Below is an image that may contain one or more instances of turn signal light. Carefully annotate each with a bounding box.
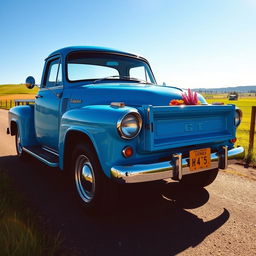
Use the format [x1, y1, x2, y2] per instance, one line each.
[230, 138, 237, 143]
[122, 146, 133, 158]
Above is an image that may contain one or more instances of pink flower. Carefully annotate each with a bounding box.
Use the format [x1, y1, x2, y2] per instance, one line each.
[181, 89, 199, 105]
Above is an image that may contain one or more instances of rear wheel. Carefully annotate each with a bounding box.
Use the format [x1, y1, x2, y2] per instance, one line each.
[71, 143, 117, 214]
[180, 168, 219, 188]
[15, 127, 25, 158]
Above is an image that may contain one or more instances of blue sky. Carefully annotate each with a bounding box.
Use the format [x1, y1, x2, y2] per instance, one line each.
[0, 0, 255, 88]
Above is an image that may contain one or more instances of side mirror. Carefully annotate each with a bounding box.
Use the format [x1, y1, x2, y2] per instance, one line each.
[25, 76, 35, 89]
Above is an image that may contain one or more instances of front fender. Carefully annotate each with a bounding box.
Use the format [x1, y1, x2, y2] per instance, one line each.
[8, 105, 37, 146]
[59, 105, 141, 176]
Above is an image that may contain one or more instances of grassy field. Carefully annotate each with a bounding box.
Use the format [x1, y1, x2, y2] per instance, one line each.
[204, 95, 256, 163]
[0, 84, 38, 96]
[0, 84, 38, 109]
[0, 170, 62, 255]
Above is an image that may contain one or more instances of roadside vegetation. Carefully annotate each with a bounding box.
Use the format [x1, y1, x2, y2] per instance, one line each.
[0, 170, 62, 256]
[205, 95, 256, 164]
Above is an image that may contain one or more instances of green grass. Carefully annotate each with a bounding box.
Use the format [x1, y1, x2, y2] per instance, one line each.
[0, 84, 38, 95]
[205, 96, 256, 163]
[0, 170, 62, 256]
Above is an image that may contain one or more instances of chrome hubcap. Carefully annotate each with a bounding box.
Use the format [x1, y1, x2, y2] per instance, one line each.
[75, 155, 95, 203]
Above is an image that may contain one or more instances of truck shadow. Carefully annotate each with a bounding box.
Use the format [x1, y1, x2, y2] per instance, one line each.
[0, 155, 230, 256]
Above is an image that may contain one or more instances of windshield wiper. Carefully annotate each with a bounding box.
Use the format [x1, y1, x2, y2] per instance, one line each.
[119, 76, 153, 84]
[92, 75, 153, 85]
[130, 77, 153, 84]
[92, 75, 121, 84]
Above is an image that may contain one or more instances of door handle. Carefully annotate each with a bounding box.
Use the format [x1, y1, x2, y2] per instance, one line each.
[35, 95, 43, 99]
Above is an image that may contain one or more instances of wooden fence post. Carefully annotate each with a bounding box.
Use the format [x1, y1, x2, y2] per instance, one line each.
[248, 106, 256, 157]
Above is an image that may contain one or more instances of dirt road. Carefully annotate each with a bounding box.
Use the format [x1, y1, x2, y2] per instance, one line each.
[0, 109, 255, 255]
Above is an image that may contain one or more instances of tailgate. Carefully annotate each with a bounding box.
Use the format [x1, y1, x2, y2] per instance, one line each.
[142, 105, 236, 152]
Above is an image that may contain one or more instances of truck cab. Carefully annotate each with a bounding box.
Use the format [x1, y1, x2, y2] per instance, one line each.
[8, 46, 245, 213]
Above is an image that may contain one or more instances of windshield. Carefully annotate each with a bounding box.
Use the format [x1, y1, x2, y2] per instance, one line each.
[66, 51, 156, 84]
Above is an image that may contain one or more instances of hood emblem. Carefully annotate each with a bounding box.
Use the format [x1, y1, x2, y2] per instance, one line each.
[111, 102, 125, 108]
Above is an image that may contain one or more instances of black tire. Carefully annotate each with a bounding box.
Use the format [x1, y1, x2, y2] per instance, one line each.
[15, 126, 25, 159]
[70, 142, 117, 214]
[180, 168, 219, 188]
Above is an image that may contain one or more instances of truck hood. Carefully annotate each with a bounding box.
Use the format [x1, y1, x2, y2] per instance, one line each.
[70, 83, 206, 107]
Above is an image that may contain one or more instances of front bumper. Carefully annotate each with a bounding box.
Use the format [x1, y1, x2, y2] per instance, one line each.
[110, 146, 245, 183]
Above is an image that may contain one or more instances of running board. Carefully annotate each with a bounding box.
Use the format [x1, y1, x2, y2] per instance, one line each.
[23, 146, 59, 167]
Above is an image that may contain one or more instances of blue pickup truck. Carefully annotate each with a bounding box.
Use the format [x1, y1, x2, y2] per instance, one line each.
[8, 46, 244, 212]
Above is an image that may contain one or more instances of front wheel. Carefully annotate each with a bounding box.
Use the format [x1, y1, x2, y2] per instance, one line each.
[71, 143, 117, 213]
[74, 154, 96, 204]
[180, 169, 219, 188]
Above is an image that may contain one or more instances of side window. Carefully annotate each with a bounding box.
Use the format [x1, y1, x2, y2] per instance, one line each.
[129, 66, 149, 82]
[45, 58, 62, 88]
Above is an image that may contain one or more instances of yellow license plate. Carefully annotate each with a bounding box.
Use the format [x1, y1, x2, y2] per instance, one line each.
[189, 148, 211, 171]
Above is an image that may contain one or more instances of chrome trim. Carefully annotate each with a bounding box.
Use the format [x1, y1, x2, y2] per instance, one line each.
[110, 146, 245, 183]
[235, 108, 242, 127]
[75, 155, 95, 203]
[111, 102, 125, 108]
[117, 110, 142, 140]
[172, 153, 182, 180]
[40, 85, 64, 90]
[147, 105, 152, 120]
[42, 146, 59, 156]
[223, 146, 228, 169]
[23, 147, 58, 167]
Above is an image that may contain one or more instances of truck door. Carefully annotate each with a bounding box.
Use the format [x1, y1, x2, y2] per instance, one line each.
[34, 56, 63, 150]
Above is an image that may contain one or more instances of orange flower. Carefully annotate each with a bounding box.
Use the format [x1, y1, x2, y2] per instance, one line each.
[169, 99, 184, 106]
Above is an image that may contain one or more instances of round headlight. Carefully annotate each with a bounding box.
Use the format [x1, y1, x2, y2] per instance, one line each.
[235, 109, 242, 127]
[117, 112, 142, 139]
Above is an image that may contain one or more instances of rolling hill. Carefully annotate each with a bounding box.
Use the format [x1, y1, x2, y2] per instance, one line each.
[0, 84, 38, 95]
[194, 85, 256, 93]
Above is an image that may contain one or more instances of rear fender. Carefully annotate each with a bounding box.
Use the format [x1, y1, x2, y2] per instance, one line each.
[8, 105, 38, 146]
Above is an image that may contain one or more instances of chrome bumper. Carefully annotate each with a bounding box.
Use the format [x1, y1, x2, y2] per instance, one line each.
[110, 146, 245, 183]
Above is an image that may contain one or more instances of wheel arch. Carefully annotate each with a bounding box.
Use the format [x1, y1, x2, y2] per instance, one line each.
[63, 129, 100, 172]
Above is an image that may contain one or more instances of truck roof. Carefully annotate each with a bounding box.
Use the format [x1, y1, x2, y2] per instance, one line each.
[47, 46, 143, 60]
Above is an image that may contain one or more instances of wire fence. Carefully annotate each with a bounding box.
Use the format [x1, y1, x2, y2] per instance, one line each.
[0, 99, 35, 109]
[0, 99, 255, 163]
[233, 105, 256, 163]
[0, 99, 16, 109]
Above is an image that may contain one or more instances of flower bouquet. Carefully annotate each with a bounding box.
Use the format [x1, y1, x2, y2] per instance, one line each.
[169, 89, 200, 106]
